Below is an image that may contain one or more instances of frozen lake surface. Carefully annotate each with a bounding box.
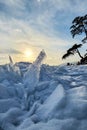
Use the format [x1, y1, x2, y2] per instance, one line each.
[0, 53, 87, 130]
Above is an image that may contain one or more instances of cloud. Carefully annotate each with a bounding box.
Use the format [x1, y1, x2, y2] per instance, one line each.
[0, 16, 82, 65]
[0, 0, 87, 65]
[0, 48, 22, 54]
[0, 0, 86, 38]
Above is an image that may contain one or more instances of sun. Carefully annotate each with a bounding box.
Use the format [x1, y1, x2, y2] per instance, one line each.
[24, 49, 33, 58]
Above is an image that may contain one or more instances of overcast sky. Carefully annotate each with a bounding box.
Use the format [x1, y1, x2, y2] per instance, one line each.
[0, 0, 87, 65]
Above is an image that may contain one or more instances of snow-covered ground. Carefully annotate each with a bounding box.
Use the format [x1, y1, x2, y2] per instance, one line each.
[0, 52, 87, 130]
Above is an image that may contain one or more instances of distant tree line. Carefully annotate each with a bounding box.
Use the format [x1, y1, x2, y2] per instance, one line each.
[62, 14, 87, 65]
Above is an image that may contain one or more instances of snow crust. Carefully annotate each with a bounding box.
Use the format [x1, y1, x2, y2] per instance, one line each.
[0, 53, 87, 130]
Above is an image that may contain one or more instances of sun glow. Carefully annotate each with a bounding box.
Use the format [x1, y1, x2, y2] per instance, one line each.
[24, 49, 33, 58]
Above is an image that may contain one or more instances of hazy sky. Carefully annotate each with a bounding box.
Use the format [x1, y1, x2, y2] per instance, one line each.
[0, 0, 87, 65]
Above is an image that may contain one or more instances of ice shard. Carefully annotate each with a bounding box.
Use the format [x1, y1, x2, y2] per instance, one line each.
[7, 56, 21, 75]
[23, 50, 46, 93]
[9, 55, 13, 65]
[36, 84, 65, 121]
[33, 49, 46, 67]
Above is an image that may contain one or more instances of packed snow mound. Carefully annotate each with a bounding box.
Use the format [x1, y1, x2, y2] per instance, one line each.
[0, 59, 87, 130]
